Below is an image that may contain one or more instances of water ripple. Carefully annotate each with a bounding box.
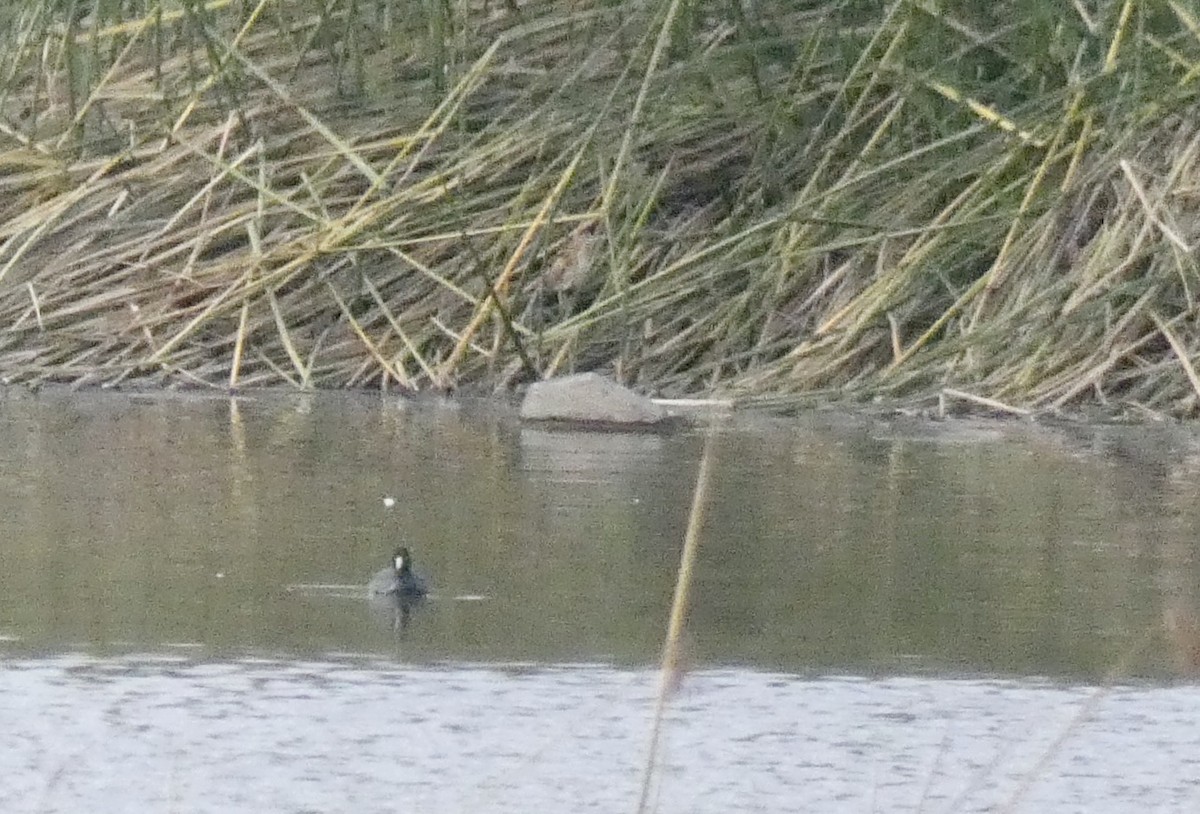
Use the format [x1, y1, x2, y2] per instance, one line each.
[2, 655, 1199, 813]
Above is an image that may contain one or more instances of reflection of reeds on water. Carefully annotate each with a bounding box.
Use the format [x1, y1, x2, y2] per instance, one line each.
[1163, 603, 1200, 673]
[636, 423, 718, 814]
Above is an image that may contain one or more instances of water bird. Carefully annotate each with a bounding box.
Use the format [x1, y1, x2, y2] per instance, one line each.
[367, 546, 429, 600]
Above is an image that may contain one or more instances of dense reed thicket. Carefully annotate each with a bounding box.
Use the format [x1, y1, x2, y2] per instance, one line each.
[0, 0, 1197, 414]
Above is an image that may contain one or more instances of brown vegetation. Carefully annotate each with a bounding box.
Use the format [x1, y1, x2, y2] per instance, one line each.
[0, 1, 1198, 415]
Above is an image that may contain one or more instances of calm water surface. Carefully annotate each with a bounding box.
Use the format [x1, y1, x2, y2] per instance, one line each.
[1, 391, 1200, 813]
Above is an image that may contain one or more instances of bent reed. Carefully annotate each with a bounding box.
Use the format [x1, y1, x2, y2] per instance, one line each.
[0, 0, 1198, 415]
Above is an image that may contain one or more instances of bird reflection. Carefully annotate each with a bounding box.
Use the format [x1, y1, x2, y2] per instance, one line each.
[369, 592, 425, 636]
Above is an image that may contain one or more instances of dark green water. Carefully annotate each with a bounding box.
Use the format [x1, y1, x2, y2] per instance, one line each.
[0, 390, 1193, 678]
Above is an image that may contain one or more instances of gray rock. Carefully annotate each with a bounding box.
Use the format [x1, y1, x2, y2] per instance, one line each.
[520, 373, 667, 425]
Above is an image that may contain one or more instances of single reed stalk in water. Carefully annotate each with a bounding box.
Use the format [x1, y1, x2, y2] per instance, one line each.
[636, 425, 719, 814]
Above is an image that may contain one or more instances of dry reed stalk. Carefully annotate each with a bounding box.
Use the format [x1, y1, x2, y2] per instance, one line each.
[636, 422, 719, 814]
[939, 388, 1030, 418]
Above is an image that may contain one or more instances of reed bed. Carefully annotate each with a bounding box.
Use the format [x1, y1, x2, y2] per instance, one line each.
[0, 0, 1198, 414]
